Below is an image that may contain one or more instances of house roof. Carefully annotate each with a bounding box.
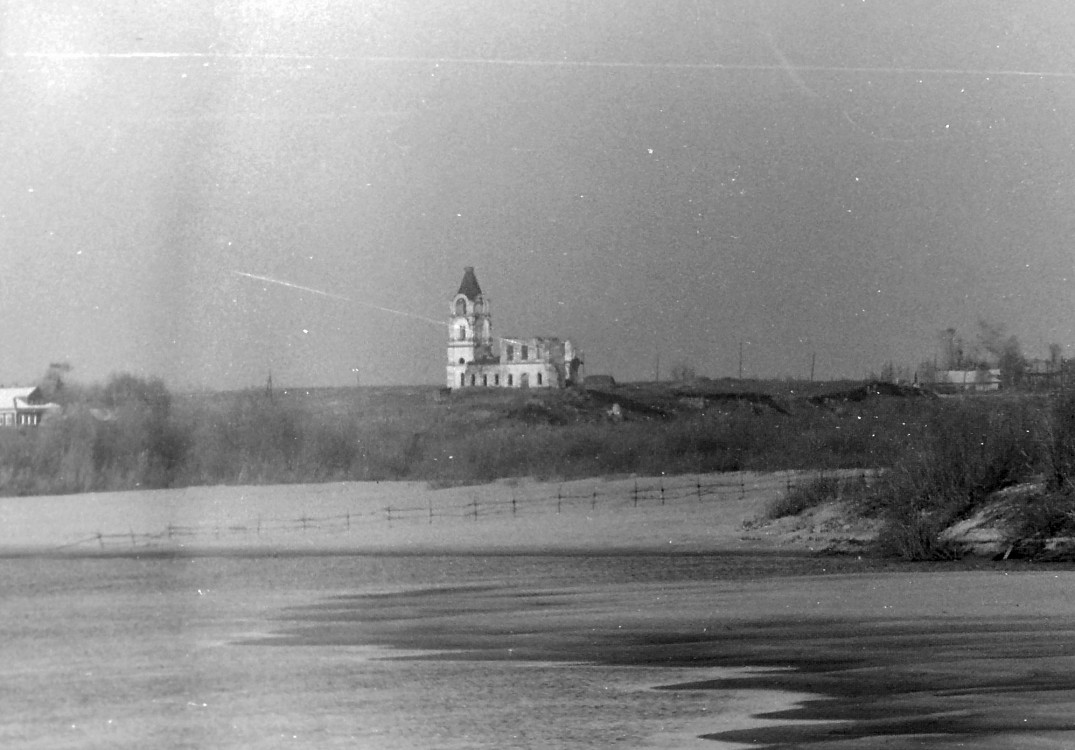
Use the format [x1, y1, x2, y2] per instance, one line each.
[0, 387, 40, 409]
[456, 266, 482, 299]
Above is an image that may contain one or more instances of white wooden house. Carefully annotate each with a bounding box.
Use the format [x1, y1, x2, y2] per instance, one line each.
[935, 369, 1002, 393]
[0, 387, 59, 427]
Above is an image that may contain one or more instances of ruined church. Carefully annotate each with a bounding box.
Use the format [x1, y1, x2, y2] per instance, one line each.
[447, 267, 583, 390]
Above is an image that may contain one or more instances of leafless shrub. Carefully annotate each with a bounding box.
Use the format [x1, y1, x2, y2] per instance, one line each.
[764, 474, 841, 520]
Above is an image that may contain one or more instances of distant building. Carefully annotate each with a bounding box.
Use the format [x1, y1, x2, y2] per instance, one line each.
[0, 386, 59, 426]
[446, 267, 583, 390]
[935, 369, 1002, 393]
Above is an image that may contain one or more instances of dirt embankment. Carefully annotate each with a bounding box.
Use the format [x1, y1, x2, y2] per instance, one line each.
[743, 478, 1075, 561]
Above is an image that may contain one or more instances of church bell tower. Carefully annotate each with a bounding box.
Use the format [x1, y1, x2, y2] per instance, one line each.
[447, 266, 493, 387]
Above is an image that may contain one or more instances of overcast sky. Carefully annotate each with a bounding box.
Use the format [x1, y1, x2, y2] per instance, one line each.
[3, 1, 1074, 389]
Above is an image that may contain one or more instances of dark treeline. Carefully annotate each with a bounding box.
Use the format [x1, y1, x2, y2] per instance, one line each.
[1, 372, 903, 494]
[0, 372, 893, 495]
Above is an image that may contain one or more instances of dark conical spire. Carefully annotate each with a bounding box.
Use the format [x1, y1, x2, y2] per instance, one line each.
[457, 266, 482, 299]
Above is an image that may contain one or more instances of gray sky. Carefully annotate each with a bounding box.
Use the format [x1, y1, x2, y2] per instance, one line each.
[3, 1, 1074, 389]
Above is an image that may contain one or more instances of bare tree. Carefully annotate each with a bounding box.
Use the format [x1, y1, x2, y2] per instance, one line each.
[39, 362, 73, 402]
[939, 327, 966, 369]
[1050, 342, 1063, 368]
[918, 360, 938, 384]
[977, 319, 1025, 388]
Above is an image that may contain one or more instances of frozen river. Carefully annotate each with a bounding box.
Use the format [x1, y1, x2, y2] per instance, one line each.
[3, 552, 1075, 749]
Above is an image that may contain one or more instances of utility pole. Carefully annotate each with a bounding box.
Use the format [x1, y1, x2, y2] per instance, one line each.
[655, 351, 660, 383]
[810, 352, 816, 382]
[738, 341, 743, 380]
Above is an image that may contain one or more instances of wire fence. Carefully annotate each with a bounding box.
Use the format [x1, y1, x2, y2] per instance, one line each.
[56, 469, 879, 551]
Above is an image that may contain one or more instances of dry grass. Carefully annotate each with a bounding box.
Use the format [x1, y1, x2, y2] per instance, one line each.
[853, 396, 1065, 559]
[0, 377, 908, 495]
